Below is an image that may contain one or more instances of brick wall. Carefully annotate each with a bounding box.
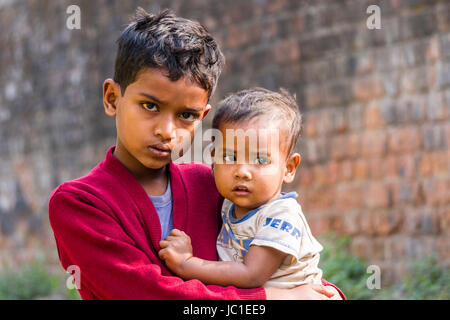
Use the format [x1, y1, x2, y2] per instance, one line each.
[0, 0, 448, 285]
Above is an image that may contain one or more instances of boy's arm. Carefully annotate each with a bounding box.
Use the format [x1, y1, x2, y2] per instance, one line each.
[159, 229, 288, 288]
[49, 189, 265, 300]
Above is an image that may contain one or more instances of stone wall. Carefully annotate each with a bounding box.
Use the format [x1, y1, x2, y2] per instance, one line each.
[0, 0, 448, 285]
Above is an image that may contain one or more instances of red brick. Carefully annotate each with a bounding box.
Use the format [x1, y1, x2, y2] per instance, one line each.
[441, 209, 450, 232]
[423, 178, 450, 207]
[427, 151, 449, 174]
[298, 167, 313, 188]
[353, 75, 385, 102]
[372, 237, 387, 260]
[302, 186, 336, 212]
[304, 85, 324, 109]
[364, 101, 385, 129]
[426, 36, 440, 62]
[274, 38, 300, 65]
[363, 182, 391, 210]
[385, 155, 398, 179]
[358, 213, 376, 236]
[361, 131, 387, 157]
[373, 210, 403, 236]
[388, 126, 423, 154]
[419, 153, 434, 176]
[341, 212, 360, 235]
[385, 235, 406, 261]
[346, 133, 361, 159]
[304, 113, 318, 137]
[368, 157, 384, 180]
[312, 164, 328, 187]
[353, 159, 369, 180]
[335, 185, 362, 211]
[350, 236, 372, 261]
[326, 161, 339, 185]
[391, 181, 425, 206]
[396, 154, 417, 179]
[330, 135, 347, 161]
[338, 160, 353, 181]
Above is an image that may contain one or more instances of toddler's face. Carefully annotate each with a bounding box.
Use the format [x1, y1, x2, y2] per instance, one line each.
[213, 118, 300, 216]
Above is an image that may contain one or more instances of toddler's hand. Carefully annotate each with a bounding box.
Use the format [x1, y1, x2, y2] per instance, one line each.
[158, 229, 193, 275]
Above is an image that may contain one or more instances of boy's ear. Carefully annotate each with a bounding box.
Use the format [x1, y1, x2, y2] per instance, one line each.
[103, 79, 121, 117]
[283, 153, 301, 184]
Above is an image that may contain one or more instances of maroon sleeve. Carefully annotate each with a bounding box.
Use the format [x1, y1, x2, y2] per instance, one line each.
[321, 279, 346, 300]
[49, 189, 266, 300]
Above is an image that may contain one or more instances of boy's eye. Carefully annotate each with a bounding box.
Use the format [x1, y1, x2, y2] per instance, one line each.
[141, 102, 158, 111]
[254, 156, 270, 165]
[179, 112, 200, 122]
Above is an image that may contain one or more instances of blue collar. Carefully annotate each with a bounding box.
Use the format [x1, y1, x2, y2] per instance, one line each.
[228, 191, 298, 224]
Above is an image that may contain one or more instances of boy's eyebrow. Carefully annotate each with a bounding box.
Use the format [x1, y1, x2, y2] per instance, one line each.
[138, 92, 202, 111]
[139, 92, 165, 104]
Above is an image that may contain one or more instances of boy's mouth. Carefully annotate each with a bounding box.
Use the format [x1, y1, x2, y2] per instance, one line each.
[148, 144, 172, 158]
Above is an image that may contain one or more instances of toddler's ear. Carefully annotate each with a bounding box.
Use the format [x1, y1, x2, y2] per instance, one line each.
[283, 153, 301, 184]
[103, 79, 121, 117]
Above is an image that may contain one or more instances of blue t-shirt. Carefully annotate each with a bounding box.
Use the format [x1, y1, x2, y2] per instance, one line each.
[149, 180, 173, 241]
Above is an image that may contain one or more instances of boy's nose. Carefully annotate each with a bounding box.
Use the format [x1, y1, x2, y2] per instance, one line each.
[234, 164, 252, 181]
[154, 114, 176, 141]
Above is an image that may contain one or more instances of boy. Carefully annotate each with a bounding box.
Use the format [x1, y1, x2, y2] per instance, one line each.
[159, 88, 327, 290]
[48, 8, 343, 299]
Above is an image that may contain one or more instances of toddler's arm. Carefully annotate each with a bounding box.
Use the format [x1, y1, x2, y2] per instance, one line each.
[159, 229, 287, 288]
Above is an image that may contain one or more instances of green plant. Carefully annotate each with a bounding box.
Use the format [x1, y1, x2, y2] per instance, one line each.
[0, 262, 60, 300]
[390, 255, 449, 300]
[318, 233, 378, 300]
[318, 233, 450, 300]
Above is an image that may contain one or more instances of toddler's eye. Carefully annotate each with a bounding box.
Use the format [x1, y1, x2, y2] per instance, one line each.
[255, 156, 270, 165]
[141, 102, 158, 112]
[223, 154, 236, 163]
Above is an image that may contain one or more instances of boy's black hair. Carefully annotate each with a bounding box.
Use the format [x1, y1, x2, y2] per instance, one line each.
[113, 8, 225, 98]
[212, 87, 302, 156]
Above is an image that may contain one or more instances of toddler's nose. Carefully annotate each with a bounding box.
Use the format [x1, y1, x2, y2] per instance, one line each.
[234, 164, 252, 181]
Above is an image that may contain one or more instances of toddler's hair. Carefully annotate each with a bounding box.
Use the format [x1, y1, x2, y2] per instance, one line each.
[212, 87, 302, 156]
[113, 8, 225, 98]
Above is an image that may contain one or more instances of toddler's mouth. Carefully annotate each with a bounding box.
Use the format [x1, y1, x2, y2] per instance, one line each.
[232, 185, 250, 195]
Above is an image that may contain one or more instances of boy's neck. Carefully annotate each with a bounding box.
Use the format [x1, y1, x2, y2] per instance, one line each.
[113, 143, 169, 196]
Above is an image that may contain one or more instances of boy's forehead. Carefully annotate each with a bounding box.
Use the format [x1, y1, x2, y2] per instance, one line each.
[127, 67, 209, 104]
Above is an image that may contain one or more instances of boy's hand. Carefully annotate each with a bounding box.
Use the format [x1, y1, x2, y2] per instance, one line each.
[158, 229, 193, 275]
[266, 283, 340, 300]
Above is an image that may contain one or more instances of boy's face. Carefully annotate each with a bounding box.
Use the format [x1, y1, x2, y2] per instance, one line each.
[103, 68, 210, 172]
[212, 118, 300, 214]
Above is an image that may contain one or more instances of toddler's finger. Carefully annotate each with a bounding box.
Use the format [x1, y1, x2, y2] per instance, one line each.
[159, 240, 169, 248]
[158, 248, 167, 260]
[170, 229, 182, 236]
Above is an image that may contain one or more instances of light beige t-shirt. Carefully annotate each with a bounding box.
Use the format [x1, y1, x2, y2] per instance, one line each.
[216, 192, 323, 288]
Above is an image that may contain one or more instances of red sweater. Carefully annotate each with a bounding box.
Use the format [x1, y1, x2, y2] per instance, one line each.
[49, 146, 344, 300]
